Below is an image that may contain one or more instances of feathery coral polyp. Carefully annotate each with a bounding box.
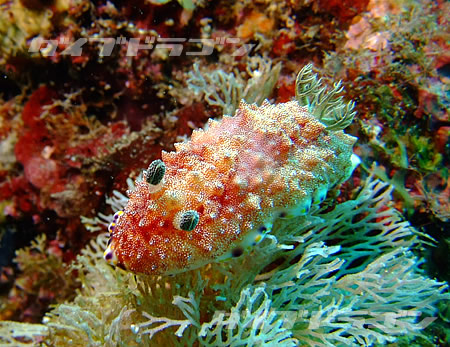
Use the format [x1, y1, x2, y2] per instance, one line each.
[105, 99, 359, 275]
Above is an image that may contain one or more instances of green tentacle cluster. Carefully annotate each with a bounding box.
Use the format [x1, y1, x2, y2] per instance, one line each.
[295, 64, 356, 131]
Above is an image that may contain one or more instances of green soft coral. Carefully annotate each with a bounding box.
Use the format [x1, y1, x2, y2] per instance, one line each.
[4, 175, 447, 346]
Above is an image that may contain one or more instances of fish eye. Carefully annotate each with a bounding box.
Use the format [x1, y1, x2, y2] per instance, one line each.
[146, 159, 166, 186]
[178, 210, 200, 231]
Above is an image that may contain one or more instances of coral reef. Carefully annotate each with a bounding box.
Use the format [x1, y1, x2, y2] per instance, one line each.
[323, 0, 449, 218]
[0, 0, 448, 344]
[1, 176, 448, 346]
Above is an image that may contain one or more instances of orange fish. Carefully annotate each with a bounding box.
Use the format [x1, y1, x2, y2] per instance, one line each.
[104, 100, 359, 275]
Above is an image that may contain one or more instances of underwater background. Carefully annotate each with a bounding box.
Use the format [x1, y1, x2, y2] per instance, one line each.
[0, 0, 449, 345]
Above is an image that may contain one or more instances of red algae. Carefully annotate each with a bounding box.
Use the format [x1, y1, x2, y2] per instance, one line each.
[24, 157, 61, 189]
[318, 0, 370, 23]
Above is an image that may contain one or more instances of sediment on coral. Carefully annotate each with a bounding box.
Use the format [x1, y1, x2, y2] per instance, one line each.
[2, 175, 447, 346]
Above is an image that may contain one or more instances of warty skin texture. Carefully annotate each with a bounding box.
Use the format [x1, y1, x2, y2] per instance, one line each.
[104, 100, 359, 275]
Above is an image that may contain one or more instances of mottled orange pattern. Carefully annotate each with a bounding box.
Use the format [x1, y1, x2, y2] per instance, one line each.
[105, 100, 358, 275]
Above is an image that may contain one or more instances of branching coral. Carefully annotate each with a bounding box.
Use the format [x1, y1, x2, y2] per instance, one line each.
[198, 284, 297, 346]
[0, 320, 48, 346]
[187, 56, 281, 116]
[187, 62, 244, 116]
[4, 175, 446, 346]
